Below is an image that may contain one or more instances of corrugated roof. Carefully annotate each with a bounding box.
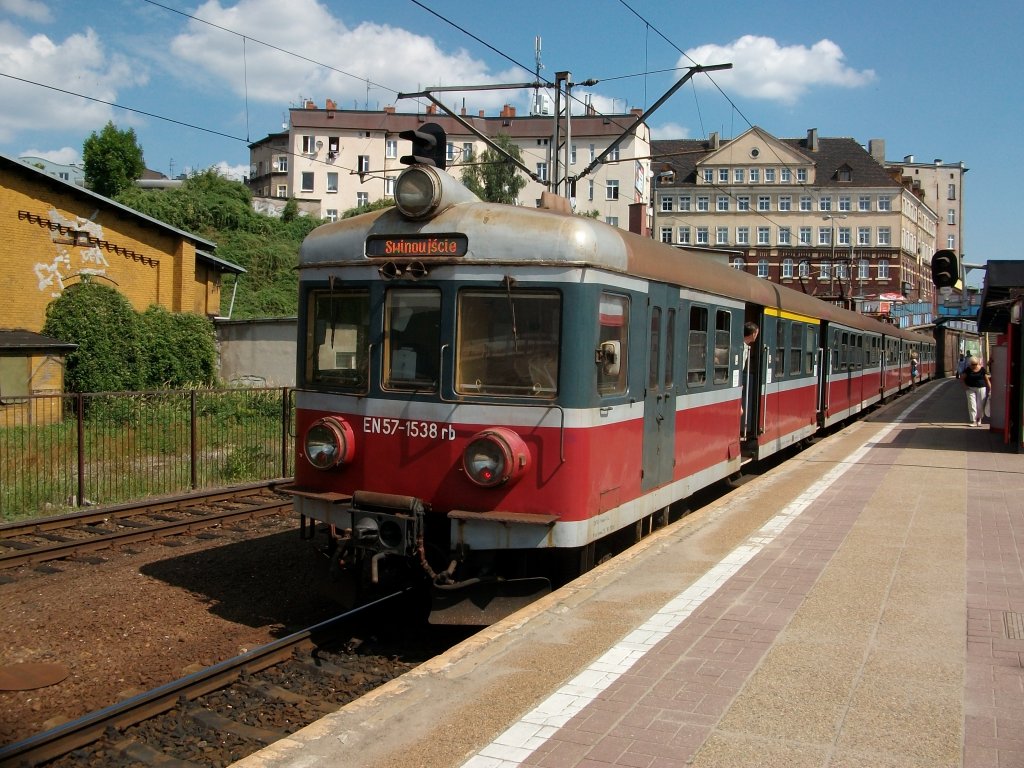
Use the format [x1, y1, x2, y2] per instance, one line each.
[0, 329, 77, 353]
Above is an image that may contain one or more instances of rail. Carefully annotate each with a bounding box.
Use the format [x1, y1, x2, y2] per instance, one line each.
[0, 387, 295, 521]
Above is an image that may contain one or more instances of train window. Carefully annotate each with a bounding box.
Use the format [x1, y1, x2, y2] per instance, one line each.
[831, 332, 840, 371]
[774, 322, 786, 378]
[805, 328, 817, 374]
[648, 307, 661, 390]
[598, 293, 629, 396]
[384, 289, 441, 392]
[687, 306, 708, 386]
[790, 324, 803, 375]
[456, 289, 561, 398]
[713, 310, 730, 384]
[841, 332, 849, 371]
[664, 309, 676, 388]
[309, 289, 370, 391]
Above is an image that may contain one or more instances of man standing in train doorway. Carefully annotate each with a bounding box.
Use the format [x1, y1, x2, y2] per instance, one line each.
[742, 321, 759, 442]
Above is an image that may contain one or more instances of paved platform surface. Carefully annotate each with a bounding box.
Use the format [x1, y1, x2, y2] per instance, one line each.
[235, 378, 1024, 768]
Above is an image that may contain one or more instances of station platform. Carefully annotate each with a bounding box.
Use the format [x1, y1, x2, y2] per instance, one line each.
[236, 377, 1024, 768]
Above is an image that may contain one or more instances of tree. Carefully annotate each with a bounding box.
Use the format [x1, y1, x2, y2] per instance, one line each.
[83, 122, 145, 198]
[459, 134, 527, 204]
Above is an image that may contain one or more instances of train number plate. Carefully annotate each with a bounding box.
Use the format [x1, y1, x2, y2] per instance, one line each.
[362, 417, 456, 441]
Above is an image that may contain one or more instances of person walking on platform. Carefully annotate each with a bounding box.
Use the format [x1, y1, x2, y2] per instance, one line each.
[956, 354, 967, 378]
[962, 356, 991, 426]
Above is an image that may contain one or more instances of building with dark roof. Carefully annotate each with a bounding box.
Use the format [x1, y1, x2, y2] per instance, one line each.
[650, 127, 940, 321]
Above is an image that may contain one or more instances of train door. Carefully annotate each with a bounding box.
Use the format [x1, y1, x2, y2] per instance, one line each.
[641, 284, 677, 491]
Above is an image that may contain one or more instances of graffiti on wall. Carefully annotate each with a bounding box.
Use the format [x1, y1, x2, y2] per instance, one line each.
[34, 208, 109, 297]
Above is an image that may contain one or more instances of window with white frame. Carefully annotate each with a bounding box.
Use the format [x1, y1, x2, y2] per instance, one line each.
[764, 168, 775, 183]
[819, 196, 832, 211]
[358, 155, 370, 173]
[605, 216, 618, 227]
[385, 139, 397, 159]
[836, 262, 847, 279]
[820, 262, 831, 279]
[878, 259, 889, 279]
[718, 168, 728, 183]
[678, 195, 691, 211]
[737, 195, 750, 211]
[858, 195, 871, 211]
[446, 143, 456, 162]
[782, 258, 794, 278]
[858, 227, 871, 245]
[276, 184, 287, 198]
[462, 143, 473, 161]
[328, 137, 339, 156]
[877, 195, 891, 211]
[838, 227, 851, 246]
[780, 168, 791, 183]
[589, 144, 596, 162]
[660, 227, 673, 243]
[661, 195, 674, 212]
[717, 195, 730, 211]
[877, 227, 891, 245]
[696, 227, 709, 244]
[758, 195, 770, 211]
[606, 179, 619, 200]
[536, 162, 548, 182]
[357, 191, 369, 207]
[778, 195, 791, 211]
[716, 226, 729, 244]
[608, 146, 619, 161]
[276, 155, 288, 172]
[731, 257, 744, 270]
[779, 227, 791, 245]
[697, 195, 710, 211]
[796, 169, 807, 183]
[757, 227, 770, 245]
[800, 196, 812, 211]
[570, 144, 577, 164]
[736, 227, 750, 245]
[326, 172, 338, 192]
[385, 175, 396, 196]
[325, 209, 338, 222]
[734, 168, 745, 183]
[702, 168, 713, 183]
[858, 259, 869, 280]
[678, 226, 691, 244]
[750, 168, 760, 183]
[947, 234, 956, 249]
[301, 172, 314, 192]
[301, 135, 315, 153]
[838, 195, 851, 212]
[818, 228, 832, 246]
[799, 227, 811, 245]
[947, 208, 956, 225]
[757, 259, 769, 277]
[947, 183, 956, 200]
[588, 181, 594, 201]
[798, 260, 810, 278]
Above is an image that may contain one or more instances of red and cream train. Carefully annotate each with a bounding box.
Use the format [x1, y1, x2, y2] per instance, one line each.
[284, 163, 935, 622]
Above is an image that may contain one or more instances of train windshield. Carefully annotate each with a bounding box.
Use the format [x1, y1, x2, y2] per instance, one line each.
[384, 288, 441, 392]
[456, 289, 560, 398]
[308, 289, 370, 391]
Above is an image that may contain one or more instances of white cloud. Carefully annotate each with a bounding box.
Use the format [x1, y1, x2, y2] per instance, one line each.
[168, 0, 512, 110]
[0, 0, 52, 23]
[210, 160, 248, 181]
[651, 122, 690, 140]
[19, 145, 79, 164]
[682, 35, 875, 105]
[0, 23, 149, 142]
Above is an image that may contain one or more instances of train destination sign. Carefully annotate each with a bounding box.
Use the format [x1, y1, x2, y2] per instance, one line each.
[366, 234, 468, 258]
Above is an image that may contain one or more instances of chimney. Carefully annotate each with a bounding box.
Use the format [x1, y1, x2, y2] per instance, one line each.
[500, 104, 517, 118]
[479, 110, 485, 118]
[934, 158, 943, 165]
[631, 108, 643, 118]
[325, 98, 337, 111]
[586, 102, 596, 116]
[426, 104, 437, 115]
[304, 99, 316, 109]
[903, 154, 914, 164]
[709, 131, 719, 150]
[867, 139, 885, 163]
[460, 106, 467, 116]
[383, 105, 396, 114]
[806, 128, 818, 151]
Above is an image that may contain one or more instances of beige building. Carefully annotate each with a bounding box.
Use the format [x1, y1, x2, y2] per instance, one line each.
[247, 99, 651, 229]
[651, 127, 940, 318]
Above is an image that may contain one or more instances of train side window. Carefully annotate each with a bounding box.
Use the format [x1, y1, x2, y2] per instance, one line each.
[687, 306, 708, 386]
[790, 323, 803, 375]
[805, 327, 817, 374]
[456, 289, 561, 398]
[713, 310, 730, 384]
[831, 332, 840, 371]
[598, 293, 629, 396]
[383, 289, 441, 392]
[648, 307, 661, 390]
[841, 332, 849, 371]
[664, 308, 676, 389]
[309, 288, 370, 391]
[774, 321, 786, 378]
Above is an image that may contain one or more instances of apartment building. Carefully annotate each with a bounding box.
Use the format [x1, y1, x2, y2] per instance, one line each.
[650, 127, 940, 319]
[246, 99, 651, 228]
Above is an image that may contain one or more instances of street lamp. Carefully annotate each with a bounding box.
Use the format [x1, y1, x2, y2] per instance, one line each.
[823, 214, 847, 303]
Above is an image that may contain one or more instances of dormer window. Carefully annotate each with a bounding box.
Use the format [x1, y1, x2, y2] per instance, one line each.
[837, 165, 853, 182]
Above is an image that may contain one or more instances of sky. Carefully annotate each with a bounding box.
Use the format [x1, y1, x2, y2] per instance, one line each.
[2, 0, 1021, 286]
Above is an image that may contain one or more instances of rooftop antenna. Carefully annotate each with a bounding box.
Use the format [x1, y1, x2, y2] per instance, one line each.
[533, 36, 544, 116]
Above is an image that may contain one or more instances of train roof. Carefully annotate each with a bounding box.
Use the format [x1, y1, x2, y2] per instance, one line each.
[300, 168, 932, 344]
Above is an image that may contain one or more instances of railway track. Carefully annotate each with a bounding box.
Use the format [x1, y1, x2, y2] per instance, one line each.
[0, 590, 474, 768]
[0, 482, 292, 572]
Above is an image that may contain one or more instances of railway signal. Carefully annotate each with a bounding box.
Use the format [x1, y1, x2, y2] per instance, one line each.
[931, 249, 959, 288]
[400, 122, 447, 170]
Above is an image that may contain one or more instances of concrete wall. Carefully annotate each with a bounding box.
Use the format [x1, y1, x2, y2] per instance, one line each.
[215, 317, 297, 387]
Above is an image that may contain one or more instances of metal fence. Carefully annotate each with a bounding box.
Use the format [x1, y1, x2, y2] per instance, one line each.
[0, 387, 294, 521]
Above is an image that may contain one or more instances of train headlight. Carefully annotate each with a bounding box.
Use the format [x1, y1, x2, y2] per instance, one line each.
[395, 166, 442, 219]
[462, 428, 530, 488]
[304, 417, 356, 469]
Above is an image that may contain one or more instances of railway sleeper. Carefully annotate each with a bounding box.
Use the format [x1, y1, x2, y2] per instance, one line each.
[112, 736, 202, 767]
[187, 704, 286, 744]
